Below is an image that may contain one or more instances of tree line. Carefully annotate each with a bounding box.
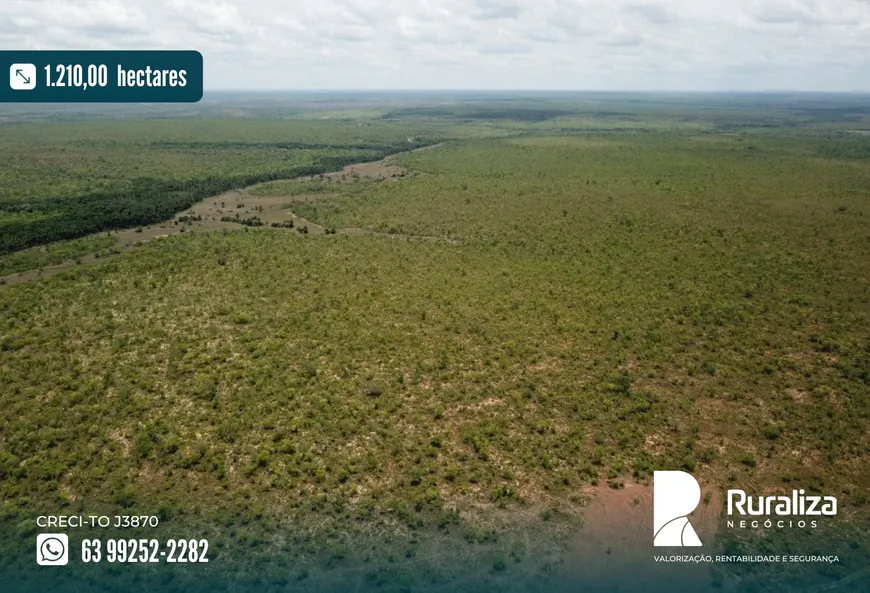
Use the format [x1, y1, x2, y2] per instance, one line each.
[0, 144, 427, 254]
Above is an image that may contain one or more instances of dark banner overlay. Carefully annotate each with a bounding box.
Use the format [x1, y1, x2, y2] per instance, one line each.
[0, 50, 203, 103]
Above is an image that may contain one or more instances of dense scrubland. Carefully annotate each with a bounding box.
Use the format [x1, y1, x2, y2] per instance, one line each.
[0, 94, 868, 591]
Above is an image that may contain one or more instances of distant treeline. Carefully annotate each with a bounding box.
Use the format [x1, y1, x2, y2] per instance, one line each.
[0, 143, 426, 254]
[382, 106, 577, 122]
[815, 136, 870, 160]
[149, 141, 406, 151]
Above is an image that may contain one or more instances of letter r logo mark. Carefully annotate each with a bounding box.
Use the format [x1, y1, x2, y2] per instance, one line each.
[653, 471, 702, 546]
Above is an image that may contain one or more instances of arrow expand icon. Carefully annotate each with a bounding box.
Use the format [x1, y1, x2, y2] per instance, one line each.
[9, 63, 36, 90]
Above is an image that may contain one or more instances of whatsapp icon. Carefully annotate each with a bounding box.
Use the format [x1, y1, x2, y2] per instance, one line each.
[36, 533, 69, 566]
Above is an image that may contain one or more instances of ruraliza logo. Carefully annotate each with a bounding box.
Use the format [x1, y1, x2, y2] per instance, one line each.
[653, 471, 702, 547]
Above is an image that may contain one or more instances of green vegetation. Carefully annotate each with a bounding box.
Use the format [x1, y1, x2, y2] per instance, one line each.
[0, 95, 868, 591]
[0, 119, 440, 253]
[0, 234, 116, 276]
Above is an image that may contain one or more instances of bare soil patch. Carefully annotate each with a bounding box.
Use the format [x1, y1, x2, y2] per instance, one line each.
[565, 482, 722, 592]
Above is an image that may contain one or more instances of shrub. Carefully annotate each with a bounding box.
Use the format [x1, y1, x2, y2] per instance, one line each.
[112, 488, 136, 509]
[492, 554, 507, 572]
[682, 454, 696, 472]
[762, 425, 782, 440]
[490, 484, 514, 503]
[299, 360, 317, 378]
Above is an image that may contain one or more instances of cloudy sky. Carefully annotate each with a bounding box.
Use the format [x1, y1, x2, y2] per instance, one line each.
[2, 0, 869, 91]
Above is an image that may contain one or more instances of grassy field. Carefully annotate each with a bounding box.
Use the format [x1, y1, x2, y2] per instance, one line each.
[0, 95, 868, 592]
[0, 234, 118, 277]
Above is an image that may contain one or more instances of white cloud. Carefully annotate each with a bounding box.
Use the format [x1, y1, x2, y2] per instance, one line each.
[473, 0, 526, 21]
[626, 3, 677, 24]
[0, 0, 868, 90]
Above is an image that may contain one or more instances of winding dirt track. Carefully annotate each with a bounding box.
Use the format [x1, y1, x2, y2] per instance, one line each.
[0, 144, 448, 287]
